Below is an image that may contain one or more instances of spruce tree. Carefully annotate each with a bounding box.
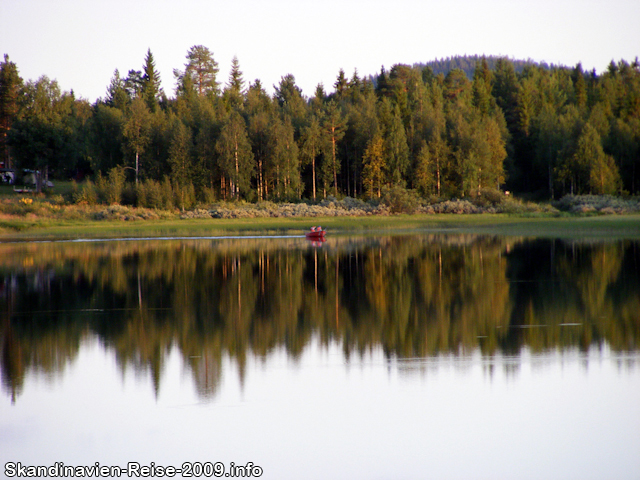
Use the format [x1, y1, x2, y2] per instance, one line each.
[142, 49, 162, 112]
[224, 56, 246, 110]
[105, 69, 129, 110]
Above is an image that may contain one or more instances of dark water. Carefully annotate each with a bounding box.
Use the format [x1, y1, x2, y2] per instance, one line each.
[1, 235, 639, 479]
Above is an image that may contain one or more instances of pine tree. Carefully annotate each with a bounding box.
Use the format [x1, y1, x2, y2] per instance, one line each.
[142, 49, 162, 112]
[124, 70, 144, 99]
[176, 45, 220, 97]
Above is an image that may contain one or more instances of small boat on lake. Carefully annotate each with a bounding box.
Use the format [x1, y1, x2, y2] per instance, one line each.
[305, 226, 326, 239]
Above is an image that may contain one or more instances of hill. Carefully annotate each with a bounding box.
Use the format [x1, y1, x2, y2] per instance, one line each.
[413, 54, 563, 79]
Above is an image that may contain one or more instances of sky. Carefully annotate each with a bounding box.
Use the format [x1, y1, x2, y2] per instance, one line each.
[1, 0, 639, 103]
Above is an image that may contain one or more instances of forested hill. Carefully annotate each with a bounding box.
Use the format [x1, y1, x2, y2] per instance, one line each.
[414, 55, 558, 79]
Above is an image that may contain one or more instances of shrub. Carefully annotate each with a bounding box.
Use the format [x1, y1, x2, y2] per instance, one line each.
[174, 182, 196, 211]
[74, 180, 99, 206]
[104, 166, 126, 205]
[381, 185, 419, 214]
[555, 195, 640, 214]
[161, 177, 174, 210]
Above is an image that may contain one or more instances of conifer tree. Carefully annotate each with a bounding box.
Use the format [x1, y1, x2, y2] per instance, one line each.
[142, 49, 162, 112]
[224, 56, 246, 111]
[124, 70, 144, 99]
[105, 69, 129, 110]
[175, 45, 220, 97]
[333, 69, 348, 99]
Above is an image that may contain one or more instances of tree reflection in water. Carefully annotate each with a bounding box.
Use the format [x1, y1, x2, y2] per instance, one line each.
[1, 235, 638, 402]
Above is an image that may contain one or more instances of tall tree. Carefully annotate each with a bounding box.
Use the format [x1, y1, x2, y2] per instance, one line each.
[333, 69, 348, 99]
[216, 111, 254, 198]
[168, 118, 193, 209]
[224, 56, 246, 111]
[175, 45, 220, 97]
[246, 81, 274, 199]
[299, 116, 322, 200]
[321, 101, 345, 196]
[382, 102, 410, 185]
[573, 123, 621, 194]
[122, 97, 152, 184]
[124, 70, 144, 99]
[362, 132, 385, 198]
[270, 115, 300, 200]
[0, 54, 23, 170]
[274, 74, 306, 130]
[142, 49, 163, 112]
[105, 69, 129, 110]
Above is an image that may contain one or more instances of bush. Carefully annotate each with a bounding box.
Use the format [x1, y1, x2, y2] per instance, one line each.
[555, 195, 640, 214]
[105, 166, 126, 205]
[74, 180, 99, 206]
[174, 182, 196, 211]
[381, 186, 419, 214]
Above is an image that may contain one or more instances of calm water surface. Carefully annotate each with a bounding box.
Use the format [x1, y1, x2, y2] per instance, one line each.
[1, 234, 639, 479]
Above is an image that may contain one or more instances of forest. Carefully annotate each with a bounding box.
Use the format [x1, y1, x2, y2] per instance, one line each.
[1, 49, 639, 208]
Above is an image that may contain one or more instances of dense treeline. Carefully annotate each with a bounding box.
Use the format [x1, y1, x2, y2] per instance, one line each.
[1, 48, 639, 205]
[413, 54, 556, 79]
[2, 236, 639, 400]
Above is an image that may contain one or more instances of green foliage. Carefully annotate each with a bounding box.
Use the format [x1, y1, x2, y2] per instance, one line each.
[142, 49, 163, 112]
[381, 185, 419, 214]
[4, 53, 640, 207]
[362, 132, 385, 198]
[176, 45, 220, 97]
[74, 179, 99, 205]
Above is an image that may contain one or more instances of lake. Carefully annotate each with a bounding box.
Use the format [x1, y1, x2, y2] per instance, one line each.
[1, 234, 639, 479]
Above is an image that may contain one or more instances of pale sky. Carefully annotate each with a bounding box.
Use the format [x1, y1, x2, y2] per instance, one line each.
[1, 0, 638, 102]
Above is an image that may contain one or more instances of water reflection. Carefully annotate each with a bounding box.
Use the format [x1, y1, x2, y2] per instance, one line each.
[1, 235, 639, 402]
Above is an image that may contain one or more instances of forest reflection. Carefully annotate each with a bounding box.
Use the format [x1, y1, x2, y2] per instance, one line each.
[1, 235, 639, 402]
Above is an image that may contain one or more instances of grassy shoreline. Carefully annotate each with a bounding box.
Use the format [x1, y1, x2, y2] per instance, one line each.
[2, 187, 640, 241]
[2, 212, 640, 241]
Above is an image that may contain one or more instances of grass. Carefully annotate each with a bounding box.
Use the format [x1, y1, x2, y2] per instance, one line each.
[1, 184, 640, 241]
[2, 212, 640, 242]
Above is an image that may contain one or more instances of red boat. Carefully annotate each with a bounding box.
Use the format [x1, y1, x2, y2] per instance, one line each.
[305, 227, 326, 239]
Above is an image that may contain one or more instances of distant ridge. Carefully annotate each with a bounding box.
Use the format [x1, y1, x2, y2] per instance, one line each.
[413, 54, 565, 79]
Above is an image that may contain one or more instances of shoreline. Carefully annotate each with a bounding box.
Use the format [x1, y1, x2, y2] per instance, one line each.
[2, 212, 640, 242]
